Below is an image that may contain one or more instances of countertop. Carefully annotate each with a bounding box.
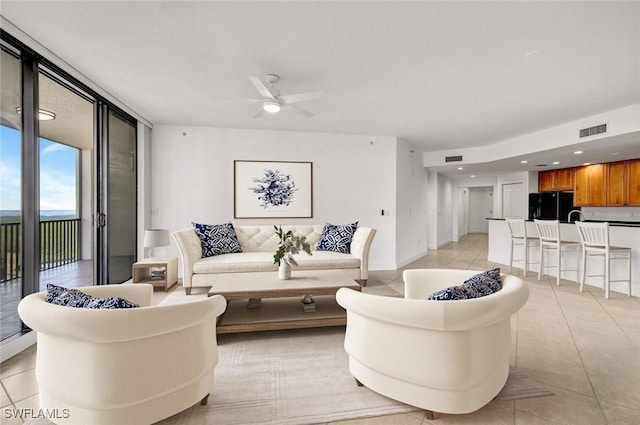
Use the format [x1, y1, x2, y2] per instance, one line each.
[486, 218, 640, 227]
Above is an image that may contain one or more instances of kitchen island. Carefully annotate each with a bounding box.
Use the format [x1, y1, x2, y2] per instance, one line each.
[487, 218, 639, 297]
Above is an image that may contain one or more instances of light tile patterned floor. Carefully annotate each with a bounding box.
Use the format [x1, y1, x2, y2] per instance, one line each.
[1, 234, 639, 424]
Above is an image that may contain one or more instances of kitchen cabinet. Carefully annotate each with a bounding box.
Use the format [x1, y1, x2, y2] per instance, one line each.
[607, 161, 627, 206]
[538, 171, 556, 192]
[538, 168, 574, 192]
[628, 158, 640, 206]
[555, 168, 574, 191]
[574, 164, 607, 207]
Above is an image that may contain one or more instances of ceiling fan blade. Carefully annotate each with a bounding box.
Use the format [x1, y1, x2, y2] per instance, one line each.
[282, 104, 314, 118]
[280, 91, 325, 105]
[248, 75, 276, 100]
[210, 96, 262, 103]
[252, 106, 265, 119]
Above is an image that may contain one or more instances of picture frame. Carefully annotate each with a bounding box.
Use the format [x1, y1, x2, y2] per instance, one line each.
[234, 160, 313, 219]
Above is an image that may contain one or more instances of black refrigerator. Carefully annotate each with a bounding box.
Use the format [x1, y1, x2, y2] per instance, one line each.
[528, 191, 578, 223]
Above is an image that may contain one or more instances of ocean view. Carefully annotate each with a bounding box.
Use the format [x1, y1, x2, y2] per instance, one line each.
[0, 210, 78, 223]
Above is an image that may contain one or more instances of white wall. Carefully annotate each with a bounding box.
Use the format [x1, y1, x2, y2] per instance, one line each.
[151, 125, 399, 272]
[395, 139, 429, 267]
[426, 171, 454, 249]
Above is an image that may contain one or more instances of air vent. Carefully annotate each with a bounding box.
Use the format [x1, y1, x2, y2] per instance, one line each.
[445, 155, 463, 162]
[579, 123, 607, 138]
[536, 164, 549, 167]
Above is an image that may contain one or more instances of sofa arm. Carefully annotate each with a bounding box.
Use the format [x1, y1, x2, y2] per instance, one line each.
[350, 227, 376, 281]
[172, 228, 202, 290]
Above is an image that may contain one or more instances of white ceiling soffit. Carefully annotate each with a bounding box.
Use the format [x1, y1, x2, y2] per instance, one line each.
[1, 1, 639, 156]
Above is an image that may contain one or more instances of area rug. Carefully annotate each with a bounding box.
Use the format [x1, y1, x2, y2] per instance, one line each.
[24, 327, 553, 425]
[495, 368, 555, 401]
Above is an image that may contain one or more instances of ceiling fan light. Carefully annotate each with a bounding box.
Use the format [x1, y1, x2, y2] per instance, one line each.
[263, 100, 281, 113]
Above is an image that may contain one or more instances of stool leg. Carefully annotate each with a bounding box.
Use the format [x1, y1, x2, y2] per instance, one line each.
[605, 252, 610, 299]
[523, 242, 528, 277]
[508, 240, 513, 273]
[537, 243, 543, 281]
[556, 244, 561, 286]
[580, 249, 586, 292]
[627, 251, 632, 297]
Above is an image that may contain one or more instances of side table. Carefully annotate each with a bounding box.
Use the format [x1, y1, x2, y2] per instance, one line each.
[132, 257, 178, 291]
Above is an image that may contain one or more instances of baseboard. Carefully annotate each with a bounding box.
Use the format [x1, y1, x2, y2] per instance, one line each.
[396, 250, 429, 269]
[427, 240, 452, 250]
[0, 331, 36, 363]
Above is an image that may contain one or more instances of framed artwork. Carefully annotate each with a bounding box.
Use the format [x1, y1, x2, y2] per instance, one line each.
[234, 160, 313, 218]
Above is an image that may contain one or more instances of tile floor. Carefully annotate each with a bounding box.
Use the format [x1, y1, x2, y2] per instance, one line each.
[1, 234, 639, 425]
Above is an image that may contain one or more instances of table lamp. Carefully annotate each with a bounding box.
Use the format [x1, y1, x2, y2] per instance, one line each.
[143, 229, 170, 258]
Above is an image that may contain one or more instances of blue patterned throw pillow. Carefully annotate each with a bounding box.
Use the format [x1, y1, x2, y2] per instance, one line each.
[85, 296, 139, 309]
[427, 268, 502, 301]
[192, 222, 243, 258]
[46, 284, 139, 309]
[316, 222, 359, 254]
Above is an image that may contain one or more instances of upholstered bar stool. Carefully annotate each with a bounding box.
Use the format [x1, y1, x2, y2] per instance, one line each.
[533, 219, 580, 286]
[506, 218, 539, 277]
[575, 221, 632, 299]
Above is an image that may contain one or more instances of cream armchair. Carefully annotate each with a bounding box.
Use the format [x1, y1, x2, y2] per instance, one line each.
[336, 269, 529, 415]
[18, 284, 227, 425]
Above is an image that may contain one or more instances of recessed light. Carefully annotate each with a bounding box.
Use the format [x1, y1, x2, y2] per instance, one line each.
[583, 163, 591, 166]
[457, 167, 463, 170]
[470, 175, 475, 178]
[520, 160, 528, 164]
[552, 161, 559, 165]
[611, 152, 620, 156]
[15, 107, 56, 121]
[525, 49, 543, 58]
[574, 151, 583, 154]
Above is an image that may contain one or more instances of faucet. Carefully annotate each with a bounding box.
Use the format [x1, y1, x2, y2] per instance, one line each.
[568, 210, 584, 223]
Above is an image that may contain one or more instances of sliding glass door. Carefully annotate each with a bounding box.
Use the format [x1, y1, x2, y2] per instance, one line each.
[1, 33, 138, 348]
[96, 109, 137, 284]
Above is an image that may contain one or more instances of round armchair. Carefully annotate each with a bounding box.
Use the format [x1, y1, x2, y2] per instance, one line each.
[336, 269, 529, 415]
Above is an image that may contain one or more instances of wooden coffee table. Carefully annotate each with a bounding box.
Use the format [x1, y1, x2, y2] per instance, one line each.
[207, 269, 361, 334]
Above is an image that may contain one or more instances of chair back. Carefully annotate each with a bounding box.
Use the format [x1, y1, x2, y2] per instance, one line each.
[575, 221, 609, 249]
[506, 218, 528, 238]
[534, 219, 560, 243]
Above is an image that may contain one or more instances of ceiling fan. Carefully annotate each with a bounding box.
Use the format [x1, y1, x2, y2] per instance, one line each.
[246, 74, 324, 118]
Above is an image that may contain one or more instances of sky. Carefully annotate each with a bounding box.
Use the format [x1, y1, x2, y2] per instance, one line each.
[0, 125, 78, 212]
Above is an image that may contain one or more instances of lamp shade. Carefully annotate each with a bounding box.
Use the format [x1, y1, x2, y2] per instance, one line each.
[143, 229, 170, 248]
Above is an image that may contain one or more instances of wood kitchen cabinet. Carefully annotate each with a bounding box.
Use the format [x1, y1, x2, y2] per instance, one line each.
[555, 168, 574, 190]
[628, 158, 640, 206]
[574, 164, 607, 206]
[538, 170, 556, 192]
[538, 168, 574, 192]
[607, 161, 628, 206]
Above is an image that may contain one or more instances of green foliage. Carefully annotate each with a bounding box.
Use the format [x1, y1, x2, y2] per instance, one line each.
[273, 225, 312, 266]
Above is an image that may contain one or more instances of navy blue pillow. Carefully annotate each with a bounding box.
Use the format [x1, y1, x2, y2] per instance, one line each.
[427, 268, 502, 301]
[192, 222, 243, 257]
[85, 296, 139, 309]
[46, 284, 139, 309]
[316, 222, 358, 254]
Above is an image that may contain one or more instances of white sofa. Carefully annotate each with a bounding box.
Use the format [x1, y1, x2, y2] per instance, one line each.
[17, 284, 227, 425]
[173, 225, 376, 294]
[336, 269, 529, 416]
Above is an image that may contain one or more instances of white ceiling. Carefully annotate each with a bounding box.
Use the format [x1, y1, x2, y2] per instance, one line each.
[2, 1, 639, 176]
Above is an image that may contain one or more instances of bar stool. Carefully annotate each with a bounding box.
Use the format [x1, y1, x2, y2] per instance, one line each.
[575, 221, 632, 299]
[533, 219, 580, 286]
[506, 218, 539, 277]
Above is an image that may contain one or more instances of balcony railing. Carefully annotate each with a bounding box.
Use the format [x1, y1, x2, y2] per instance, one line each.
[0, 218, 81, 283]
